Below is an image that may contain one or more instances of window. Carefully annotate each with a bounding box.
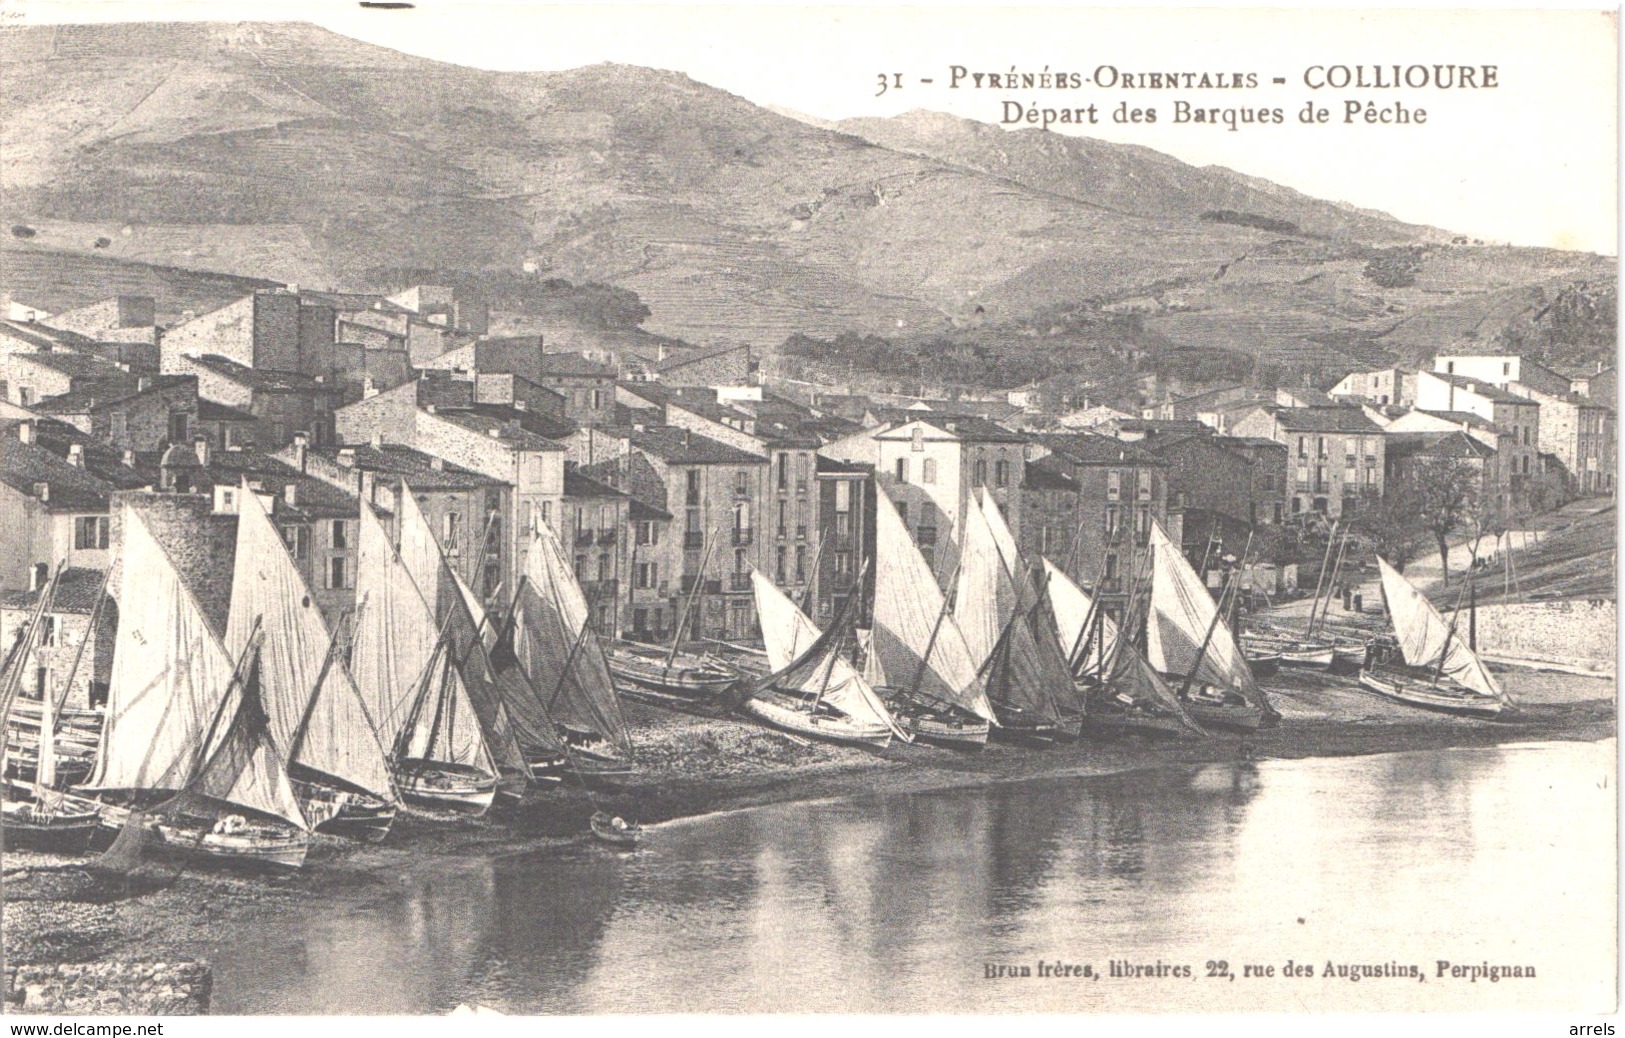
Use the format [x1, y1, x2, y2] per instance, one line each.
[1137, 471, 1151, 500]
[1503, 362, 1511, 376]
[39, 616, 56, 647]
[735, 469, 751, 497]
[911, 427, 924, 452]
[167, 411, 190, 444]
[1105, 506, 1119, 536]
[776, 546, 787, 583]
[109, 411, 128, 442]
[1447, 361, 1455, 373]
[777, 453, 789, 490]
[635, 561, 658, 590]
[590, 389, 603, 409]
[284, 525, 309, 560]
[328, 555, 349, 590]
[896, 502, 907, 523]
[795, 546, 807, 582]
[974, 459, 988, 486]
[598, 554, 612, 581]
[443, 512, 463, 550]
[1106, 470, 1121, 501]
[74, 516, 109, 550]
[834, 551, 853, 577]
[994, 459, 1009, 487]
[834, 512, 851, 537]
[777, 501, 788, 537]
[18, 387, 33, 406]
[895, 457, 908, 484]
[1296, 465, 1309, 484]
[917, 525, 937, 546]
[636, 520, 657, 546]
[574, 554, 587, 580]
[685, 469, 701, 506]
[834, 480, 851, 512]
[332, 519, 349, 550]
[1297, 436, 1307, 457]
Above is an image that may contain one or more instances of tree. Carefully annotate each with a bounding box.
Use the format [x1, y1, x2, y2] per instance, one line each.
[1409, 457, 1482, 584]
[1352, 480, 1426, 572]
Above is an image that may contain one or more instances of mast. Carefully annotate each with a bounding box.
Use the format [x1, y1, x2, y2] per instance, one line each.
[1305, 520, 1339, 636]
[668, 530, 717, 665]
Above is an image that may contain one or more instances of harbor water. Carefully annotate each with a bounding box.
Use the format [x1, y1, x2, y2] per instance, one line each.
[209, 739, 1616, 1014]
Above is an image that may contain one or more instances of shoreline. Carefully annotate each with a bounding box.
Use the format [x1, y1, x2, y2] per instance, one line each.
[2, 665, 1616, 978]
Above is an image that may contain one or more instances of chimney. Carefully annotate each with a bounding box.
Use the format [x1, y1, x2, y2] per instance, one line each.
[682, 429, 692, 446]
[283, 483, 298, 507]
[370, 431, 382, 450]
[513, 399, 527, 411]
[337, 447, 355, 468]
[293, 431, 309, 472]
[17, 419, 34, 445]
[122, 449, 135, 467]
[426, 404, 437, 414]
[193, 434, 210, 468]
[430, 456, 444, 471]
[33, 481, 48, 503]
[137, 375, 152, 393]
[28, 563, 43, 592]
[67, 443, 83, 467]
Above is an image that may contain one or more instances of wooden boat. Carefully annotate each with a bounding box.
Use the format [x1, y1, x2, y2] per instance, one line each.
[2, 793, 99, 854]
[77, 505, 312, 871]
[1359, 558, 1512, 718]
[1245, 650, 1284, 677]
[509, 521, 638, 782]
[1240, 631, 1331, 669]
[956, 490, 1073, 740]
[590, 810, 641, 848]
[1144, 522, 1278, 732]
[226, 481, 402, 840]
[608, 643, 738, 700]
[868, 492, 1000, 748]
[353, 496, 503, 818]
[1042, 559, 1205, 740]
[1331, 641, 1369, 672]
[743, 569, 903, 747]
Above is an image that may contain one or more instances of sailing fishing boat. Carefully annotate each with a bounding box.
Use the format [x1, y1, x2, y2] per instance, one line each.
[1360, 558, 1512, 718]
[0, 566, 101, 853]
[955, 489, 1071, 743]
[395, 487, 532, 804]
[510, 520, 636, 784]
[1042, 559, 1204, 738]
[224, 481, 400, 841]
[1144, 521, 1278, 732]
[351, 498, 499, 815]
[1239, 525, 1339, 670]
[608, 531, 739, 706]
[741, 567, 903, 746]
[868, 490, 994, 748]
[80, 504, 311, 870]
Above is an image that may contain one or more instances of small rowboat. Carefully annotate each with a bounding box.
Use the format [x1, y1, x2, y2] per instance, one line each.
[590, 810, 641, 848]
[1357, 669, 1505, 718]
[152, 814, 309, 872]
[608, 644, 738, 699]
[396, 761, 498, 816]
[1180, 683, 1269, 732]
[880, 689, 989, 749]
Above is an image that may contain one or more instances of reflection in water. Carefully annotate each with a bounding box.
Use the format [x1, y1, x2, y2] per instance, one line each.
[212, 741, 1614, 1014]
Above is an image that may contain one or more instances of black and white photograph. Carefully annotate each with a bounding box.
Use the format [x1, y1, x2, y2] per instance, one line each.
[0, 1, 1615, 1021]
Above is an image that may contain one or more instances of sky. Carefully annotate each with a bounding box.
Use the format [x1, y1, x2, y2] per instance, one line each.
[10, 1, 1620, 254]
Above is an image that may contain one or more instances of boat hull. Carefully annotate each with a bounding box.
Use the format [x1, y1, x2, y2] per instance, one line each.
[590, 811, 641, 848]
[608, 648, 738, 698]
[1183, 698, 1266, 732]
[988, 703, 1059, 746]
[742, 692, 892, 747]
[152, 819, 309, 871]
[2, 799, 100, 854]
[291, 776, 398, 843]
[396, 761, 498, 817]
[1331, 645, 1369, 673]
[1083, 710, 1198, 739]
[1246, 652, 1283, 677]
[878, 689, 989, 748]
[1357, 670, 1504, 718]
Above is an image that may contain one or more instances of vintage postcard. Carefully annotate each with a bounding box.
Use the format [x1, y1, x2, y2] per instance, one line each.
[0, 0, 1615, 1024]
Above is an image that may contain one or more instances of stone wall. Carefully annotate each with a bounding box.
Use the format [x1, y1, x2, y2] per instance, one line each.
[1471, 599, 1616, 674]
[6, 962, 211, 1015]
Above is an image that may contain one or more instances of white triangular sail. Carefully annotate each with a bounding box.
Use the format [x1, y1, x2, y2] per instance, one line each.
[1376, 557, 1505, 702]
[1042, 558, 1118, 675]
[351, 501, 438, 744]
[870, 491, 995, 722]
[750, 571, 904, 738]
[515, 521, 632, 756]
[1145, 521, 1267, 709]
[225, 482, 395, 802]
[84, 504, 305, 828]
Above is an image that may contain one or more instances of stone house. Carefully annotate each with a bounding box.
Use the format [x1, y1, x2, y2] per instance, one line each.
[0, 566, 117, 712]
[170, 353, 341, 449]
[1229, 405, 1386, 520]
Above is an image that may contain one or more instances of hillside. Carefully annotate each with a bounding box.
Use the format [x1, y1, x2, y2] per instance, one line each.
[0, 20, 1613, 372]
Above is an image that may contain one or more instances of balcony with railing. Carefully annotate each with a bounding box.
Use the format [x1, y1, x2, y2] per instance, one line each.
[729, 572, 752, 592]
[683, 531, 705, 550]
[732, 528, 754, 547]
[795, 524, 807, 541]
[596, 528, 617, 545]
[574, 529, 595, 547]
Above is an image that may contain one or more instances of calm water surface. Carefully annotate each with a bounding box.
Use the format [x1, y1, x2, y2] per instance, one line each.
[211, 740, 1615, 1014]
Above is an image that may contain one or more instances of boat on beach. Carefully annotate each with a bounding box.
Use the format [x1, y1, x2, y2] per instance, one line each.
[741, 569, 902, 747]
[589, 810, 641, 848]
[867, 490, 994, 748]
[78, 504, 312, 871]
[1358, 558, 1512, 718]
[1145, 522, 1278, 732]
[608, 642, 739, 705]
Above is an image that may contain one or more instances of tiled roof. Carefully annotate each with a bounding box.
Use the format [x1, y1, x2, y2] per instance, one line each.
[196, 398, 257, 423]
[563, 469, 627, 501]
[1426, 371, 1529, 405]
[456, 402, 578, 441]
[816, 455, 873, 475]
[1272, 406, 1383, 434]
[1385, 431, 1496, 461]
[32, 374, 192, 416]
[654, 341, 749, 373]
[0, 436, 123, 512]
[186, 354, 327, 393]
[1413, 409, 1498, 430]
[12, 350, 131, 380]
[1023, 457, 1080, 492]
[0, 567, 108, 615]
[312, 443, 504, 490]
[628, 424, 765, 466]
[874, 414, 1027, 443]
[1215, 435, 1288, 452]
[204, 451, 363, 521]
[629, 497, 673, 522]
[428, 408, 566, 452]
[1036, 432, 1161, 466]
[540, 352, 616, 378]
